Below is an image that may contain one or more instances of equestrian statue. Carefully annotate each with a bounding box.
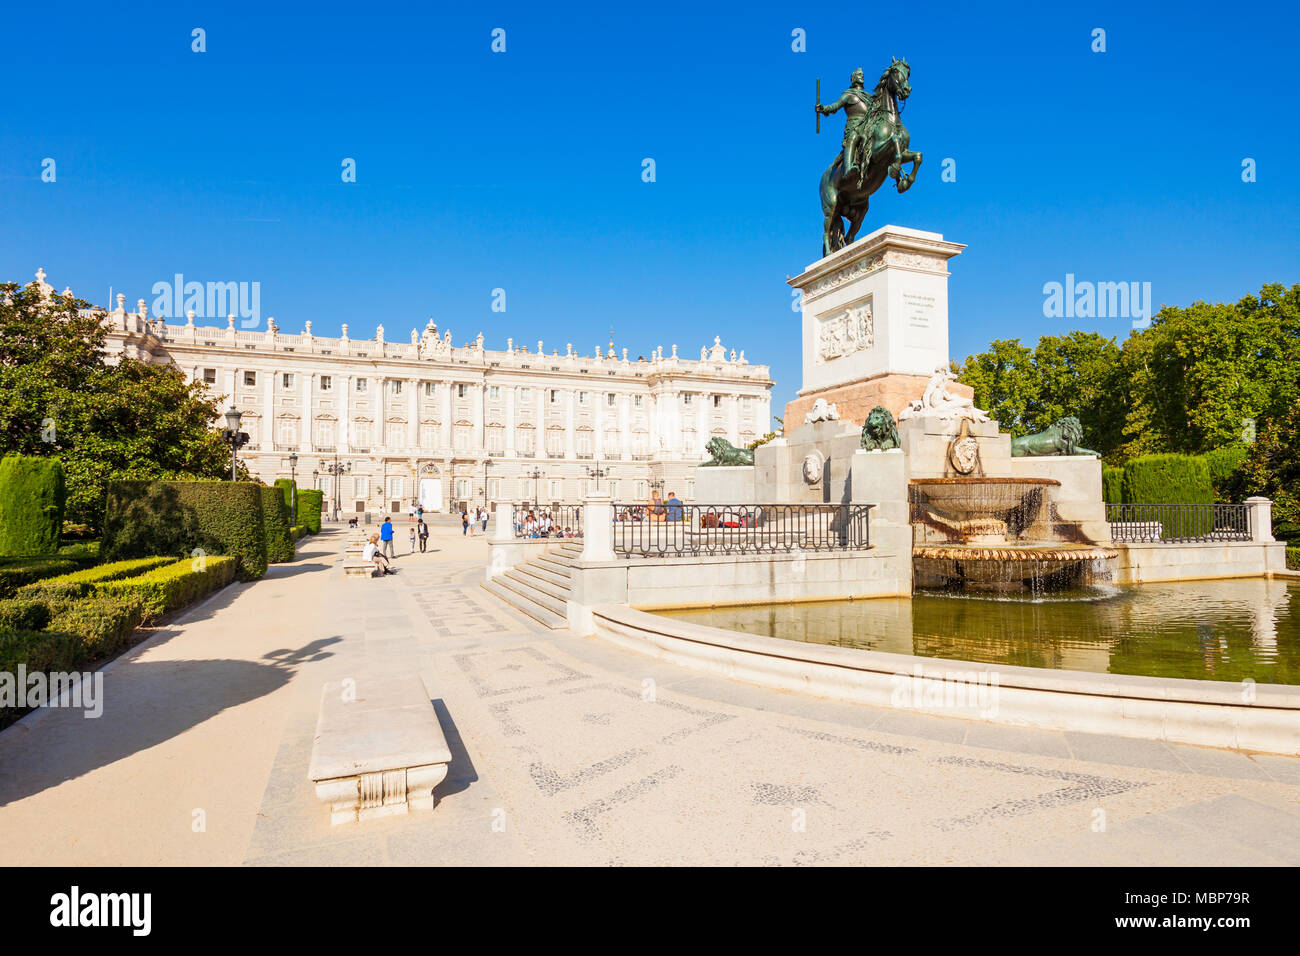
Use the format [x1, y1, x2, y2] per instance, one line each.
[815, 58, 922, 256]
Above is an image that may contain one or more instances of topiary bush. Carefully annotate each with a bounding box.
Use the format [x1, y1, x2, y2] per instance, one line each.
[297, 489, 324, 534]
[1102, 466, 1124, 504]
[0, 631, 82, 723]
[47, 593, 145, 659]
[101, 481, 268, 580]
[0, 598, 52, 632]
[260, 485, 295, 564]
[1288, 546, 1300, 571]
[0, 558, 80, 598]
[0, 456, 66, 557]
[273, 478, 296, 510]
[1202, 445, 1250, 499]
[97, 555, 237, 622]
[17, 556, 175, 603]
[1121, 454, 1213, 505]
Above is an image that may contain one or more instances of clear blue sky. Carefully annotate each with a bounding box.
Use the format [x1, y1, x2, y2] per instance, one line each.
[4, 0, 1296, 423]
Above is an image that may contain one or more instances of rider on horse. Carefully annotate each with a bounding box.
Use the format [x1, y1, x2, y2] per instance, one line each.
[817, 68, 873, 183]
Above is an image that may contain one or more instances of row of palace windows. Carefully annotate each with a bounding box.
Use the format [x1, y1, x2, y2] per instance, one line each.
[316, 475, 698, 507]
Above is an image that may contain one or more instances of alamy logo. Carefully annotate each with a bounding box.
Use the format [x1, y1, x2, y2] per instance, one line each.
[1042, 274, 1151, 324]
[49, 886, 151, 936]
[151, 273, 261, 328]
[0, 667, 103, 718]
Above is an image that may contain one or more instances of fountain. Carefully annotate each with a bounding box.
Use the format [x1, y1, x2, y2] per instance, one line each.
[909, 477, 1117, 595]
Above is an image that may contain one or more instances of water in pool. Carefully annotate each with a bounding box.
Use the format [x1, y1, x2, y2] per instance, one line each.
[655, 579, 1300, 685]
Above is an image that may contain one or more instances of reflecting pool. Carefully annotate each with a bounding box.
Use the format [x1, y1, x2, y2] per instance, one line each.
[655, 580, 1300, 685]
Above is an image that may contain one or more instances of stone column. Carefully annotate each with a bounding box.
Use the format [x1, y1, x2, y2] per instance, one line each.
[536, 386, 546, 453]
[1247, 497, 1275, 542]
[505, 385, 517, 457]
[696, 390, 708, 458]
[407, 378, 418, 450]
[263, 367, 275, 449]
[564, 388, 576, 458]
[300, 371, 313, 451]
[473, 382, 485, 451]
[728, 392, 740, 446]
[580, 492, 614, 562]
[620, 393, 632, 460]
[339, 375, 351, 451]
[439, 381, 453, 450]
[594, 391, 604, 458]
[375, 376, 387, 450]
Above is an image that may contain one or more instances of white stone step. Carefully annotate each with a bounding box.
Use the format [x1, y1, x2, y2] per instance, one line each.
[508, 566, 572, 601]
[518, 560, 572, 589]
[495, 572, 569, 617]
[481, 579, 568, 629]
[533, 554, 575, 576]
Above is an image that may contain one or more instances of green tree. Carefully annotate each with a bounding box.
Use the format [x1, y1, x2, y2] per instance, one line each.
[0, 279, 237, 530]
[954, 339, 1037, 436]
[1236, 403, 1300, 539]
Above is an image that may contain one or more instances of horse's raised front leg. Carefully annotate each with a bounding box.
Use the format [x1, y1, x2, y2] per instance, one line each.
[895, 149, 922, 193]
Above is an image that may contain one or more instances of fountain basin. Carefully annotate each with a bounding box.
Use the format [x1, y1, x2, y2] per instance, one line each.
[913, 543, 1118, 595]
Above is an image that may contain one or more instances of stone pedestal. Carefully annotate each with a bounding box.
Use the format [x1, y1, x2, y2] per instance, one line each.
[694, 465, 756, 504]
[786, 224, 969, 426]
[900, 416, 1010, 480]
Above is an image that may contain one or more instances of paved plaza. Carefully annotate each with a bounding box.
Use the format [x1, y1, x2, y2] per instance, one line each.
[1, 522, 1298, 866]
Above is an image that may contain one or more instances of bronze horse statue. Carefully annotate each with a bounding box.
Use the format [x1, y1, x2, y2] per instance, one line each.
[817, 58, 922, 257]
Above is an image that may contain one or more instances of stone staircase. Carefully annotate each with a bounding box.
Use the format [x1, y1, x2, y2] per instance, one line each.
[481, 541, 582, 629]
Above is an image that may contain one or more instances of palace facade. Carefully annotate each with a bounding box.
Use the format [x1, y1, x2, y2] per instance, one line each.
[98, 293, 773, 515]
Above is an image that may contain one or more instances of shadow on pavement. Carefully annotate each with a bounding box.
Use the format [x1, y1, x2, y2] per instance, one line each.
[432, 698, 478, 799]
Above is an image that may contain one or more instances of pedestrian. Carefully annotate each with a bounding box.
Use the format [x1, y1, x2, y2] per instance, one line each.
[418, 519, 429, 552]
[462, 509, 469, 535]
[380, 516, 396, 559]
[482, 508, 489, 533]
[417, 505, 424, 524]
[409, 525, 417, 553]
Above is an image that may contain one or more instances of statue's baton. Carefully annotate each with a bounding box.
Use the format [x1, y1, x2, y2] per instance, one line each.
[815, 78, 821, 133]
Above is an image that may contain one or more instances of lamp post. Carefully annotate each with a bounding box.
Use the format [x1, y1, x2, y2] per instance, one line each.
[287, 452, 298, 525]
[483, 459, 491, 512]
[319, 453, 351, 523]
[527, 467, 543, 510]
[585, 458, 612, 491]
[222, 406, 250, 481]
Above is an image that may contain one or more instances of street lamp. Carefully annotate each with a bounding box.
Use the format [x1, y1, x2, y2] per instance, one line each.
[584, 458, 612, 491]
[318, 454, 351, 523]
[222, 406, 250, 481]
[483, 459, 491, 512]
[527, 467, 543, 510]
[288, 452, 298, 525]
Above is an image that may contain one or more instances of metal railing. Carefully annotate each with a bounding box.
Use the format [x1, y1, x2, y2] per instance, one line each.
[1106, 502, 1252, 543]
[613, 503, 873, 557]
[512, 503, 584, 539]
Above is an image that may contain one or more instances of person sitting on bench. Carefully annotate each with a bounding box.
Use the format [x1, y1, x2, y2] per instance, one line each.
[362, 532, 394, 576]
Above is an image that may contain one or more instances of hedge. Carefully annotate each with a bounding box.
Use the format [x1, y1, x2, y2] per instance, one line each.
[1102, 467, 1123, 505]
[0, 599, 52, 632]
[1121, 454, 1213, 505]
[102, 481, 268, 580]
[0, 559, 80, 599]
[1288, 547, 1300, 571]
[260, 485, 295, 564]
[290, 525, 308, 539]
[57, 540, 101, 565]
[17, 556, 175, 603]
[1203, 445, 1249, 496]
[274, 478, 296, 510]
[47, 594, 146, 659]
[0, 631, 82, 721]
[97, 555, 238, 622]
[298, 489, 324, 534]
[0, 456, 66, 557]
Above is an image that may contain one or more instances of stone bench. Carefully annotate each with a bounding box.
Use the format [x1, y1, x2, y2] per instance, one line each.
[308, 676, 452, 825]
[343, 560, 378, 579]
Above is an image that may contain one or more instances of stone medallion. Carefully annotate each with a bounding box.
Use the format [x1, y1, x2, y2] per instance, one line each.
[801, 452, 824, 485]
[947, 419, 980, 475]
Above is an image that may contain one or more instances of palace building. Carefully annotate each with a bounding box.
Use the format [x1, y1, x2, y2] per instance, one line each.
[95, 290, 773, 514]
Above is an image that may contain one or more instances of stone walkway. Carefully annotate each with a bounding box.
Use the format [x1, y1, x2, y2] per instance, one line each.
[1, 523, 1298, 865]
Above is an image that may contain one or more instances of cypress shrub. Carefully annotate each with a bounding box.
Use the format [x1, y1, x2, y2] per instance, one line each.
[0, 456, 66, 557]
[0, 558, 80, 598]
[273, 478, 296, 511]
[1288, 547, 1299, 570]
[1102, 467, 1124, 504]
[298, 489, 324, 533]
[101, 480, 268, 580]
[1202, 445, 1250, 499]
[260, 485, 295, 563]
[1121, 454, 1213, 505]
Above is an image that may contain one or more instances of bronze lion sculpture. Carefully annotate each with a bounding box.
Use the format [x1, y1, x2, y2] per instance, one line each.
[859, 405, 901, 451]
[702, 436, 754, 466]
[1010, 416, 1100, 457]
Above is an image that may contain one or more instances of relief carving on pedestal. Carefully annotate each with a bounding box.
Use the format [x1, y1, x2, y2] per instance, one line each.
[816, 299, 873, 363]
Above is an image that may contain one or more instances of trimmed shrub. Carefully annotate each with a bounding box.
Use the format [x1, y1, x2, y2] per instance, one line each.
[97, 555, 237, 622]
[260, 485, 295, 564]
[47, 594, 145, 659]
[0, 631, 82, 721]
[273, 478, 296, 510]
[290, 525, 308, 539]
[57, 540, 101, 565]
[0, 599, 51, 632]
[0, 559, 80, 599]
[1203, 445, 1250, 498]
[17, 556, 175, 603]
[298, 489, 324, 534]
[101, 481, 268, 580]
[0, 456, 66, 557]
[1121, 454, 1213, 505]
[1288, 547, 1300, 571]
[1102, 467, 1123, 505]
[1275, 521, 1300, 544]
